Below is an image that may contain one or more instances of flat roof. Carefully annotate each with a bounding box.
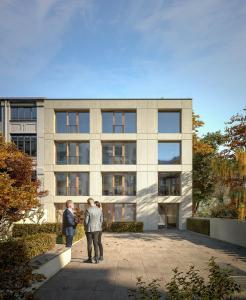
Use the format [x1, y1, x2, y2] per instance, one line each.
[0, 97, 192, 101]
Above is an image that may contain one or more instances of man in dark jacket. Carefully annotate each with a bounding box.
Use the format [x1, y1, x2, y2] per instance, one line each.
[62, 200, 77, 247]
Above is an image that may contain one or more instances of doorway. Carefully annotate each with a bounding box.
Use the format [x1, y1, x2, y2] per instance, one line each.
[158, 203, 179, 228]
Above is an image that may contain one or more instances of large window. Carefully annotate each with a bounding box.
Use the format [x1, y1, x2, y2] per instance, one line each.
[158, 111, 181, 133]
[102, 111, 136, 133]
[56, 142, 89, 164]
[55, 203, 87, 222]
[56, 111, 89, 133]
[56, 172, 89, 196]
[158, 142, 181, 164]
[102, 203, 136, 222]
[11, 106, 37, 121]
[11, 134, 37, 156]
[102, 142, 136, 164]
[158, 172, 181, 196]
[102, 173, 136, 196]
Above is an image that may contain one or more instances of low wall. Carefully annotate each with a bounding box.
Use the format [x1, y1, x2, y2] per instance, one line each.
[187, 217, 246, 248]
[210, 218, 246, 248]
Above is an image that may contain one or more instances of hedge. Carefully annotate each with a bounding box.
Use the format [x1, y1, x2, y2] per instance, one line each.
[104, 221, 144, 232]
[13, 223, 85, 244]
[0, 233, 56, 300]
[187, 218, 210, 236]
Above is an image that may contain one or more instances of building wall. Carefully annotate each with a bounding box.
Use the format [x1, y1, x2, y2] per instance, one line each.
[40, 99, 192, 230]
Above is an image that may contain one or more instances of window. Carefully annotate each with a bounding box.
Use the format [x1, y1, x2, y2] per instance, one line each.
[55, 203, 87, 222]
[56, 172, 89, 196]
[11, 135, 37, 156]
[102, 203, 136, 222]
[102, 173, 136, 196]
[56, 111, 89, 133]
[158, 142, 181, 164]
[158, 172, 181, 196]
[102, 142, 136, 164]
[158, 111, 181, 133]
[11, 106, 37, 121]
[56, 142, 89, 164]
[102, 111, 136, 133]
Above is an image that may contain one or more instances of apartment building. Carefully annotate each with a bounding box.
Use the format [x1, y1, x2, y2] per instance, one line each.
[0, 98, 192, 230]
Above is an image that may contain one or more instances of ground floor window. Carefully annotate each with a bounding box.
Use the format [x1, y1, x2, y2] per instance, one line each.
[56, 172, 89, 196]
[102, 203, 136, 222]
[102, 172, 136, 196]
[158, 172, 181, 196]
[55, 203, 87, 223]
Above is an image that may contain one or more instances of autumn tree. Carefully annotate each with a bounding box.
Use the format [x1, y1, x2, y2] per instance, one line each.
[0, 136, 45, 237]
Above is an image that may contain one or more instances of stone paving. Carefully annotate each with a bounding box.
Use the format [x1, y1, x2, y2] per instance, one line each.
[35, 230, 246, 300]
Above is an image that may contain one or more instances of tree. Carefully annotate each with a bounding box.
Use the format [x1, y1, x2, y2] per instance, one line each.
[0, 136, 46, 237]
[192, 114, 221, 214]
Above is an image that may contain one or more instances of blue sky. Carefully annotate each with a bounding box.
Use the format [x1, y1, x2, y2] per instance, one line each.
[0, 0, 245, 134]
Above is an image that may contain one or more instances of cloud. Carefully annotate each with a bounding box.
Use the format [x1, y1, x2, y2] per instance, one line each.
[0, 0, 94, 79]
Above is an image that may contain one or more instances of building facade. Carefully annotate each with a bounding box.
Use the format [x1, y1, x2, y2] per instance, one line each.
[0, 98, 192, 230]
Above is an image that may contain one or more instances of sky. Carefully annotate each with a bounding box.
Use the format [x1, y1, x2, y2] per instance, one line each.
[0, 0, 245, 134]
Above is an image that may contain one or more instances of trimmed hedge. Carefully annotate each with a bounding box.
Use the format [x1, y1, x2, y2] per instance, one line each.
[104, 221, 144, 233]
[0, 233, 56, 300]
[187, 218, 210, 236]
[13, 223, 85, 244]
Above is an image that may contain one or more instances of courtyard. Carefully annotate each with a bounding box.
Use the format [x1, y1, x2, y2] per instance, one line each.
[35, 230, 246, 300]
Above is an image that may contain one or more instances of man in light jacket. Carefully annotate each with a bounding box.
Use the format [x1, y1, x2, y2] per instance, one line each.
[84, 197, 103, 264]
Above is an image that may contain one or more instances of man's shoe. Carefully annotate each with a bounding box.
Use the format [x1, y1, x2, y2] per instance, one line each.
[94, 258, 100, 264]
[99, 256, 104, 261]
[84, 258, 93, 263]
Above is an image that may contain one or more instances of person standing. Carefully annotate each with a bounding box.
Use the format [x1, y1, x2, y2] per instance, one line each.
[84, 197, 103, 264]
[95, 201, 103, 261]
[62, 200, 77, 248]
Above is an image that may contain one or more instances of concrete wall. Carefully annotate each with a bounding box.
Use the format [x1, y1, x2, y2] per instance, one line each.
[210, 218, 246, 248]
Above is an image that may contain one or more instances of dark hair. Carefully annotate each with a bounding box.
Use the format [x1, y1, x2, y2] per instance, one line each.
[95, 201, 101, 208]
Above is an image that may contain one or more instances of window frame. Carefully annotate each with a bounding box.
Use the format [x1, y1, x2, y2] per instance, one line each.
[158, 172, 182, 196]
[11, 134, 37, 156]
[158, 110, 181, 133]
[55, 172, 89, 196]
[10, 106, 37, 121]
[55, 141, 89, 165]
[102, 141, 136, 164]
[102, 203, 136, 222]
[102, 110, 136, 133]
[158, 141, 182, 164]
[55, 111, 89, 133]
[102, 172, 136, 196]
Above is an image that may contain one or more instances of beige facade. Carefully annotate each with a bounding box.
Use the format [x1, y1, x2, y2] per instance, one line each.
[0, 98, 192, 230]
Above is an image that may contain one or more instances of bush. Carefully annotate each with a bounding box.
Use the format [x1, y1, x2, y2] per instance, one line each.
[0, 233, 55, 300]
[13, 223, 85, 244]
[104, 222, 144, 233]
[129, 258, 241, 300]
[210, 203, 238, 219]
[187, 218, 210, 235]
[166, 257, 241, 299]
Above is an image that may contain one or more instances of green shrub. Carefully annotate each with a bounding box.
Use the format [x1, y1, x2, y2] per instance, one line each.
[129, 258, 241, 300]
[166, 257, 241, 299]
[187, 218, 210, 235]
[13, 223, 85, 244]
[105, 222, 144, 233]
[12, 223, 62, 237]
[0, 233, 55, 300]
[210, 203, 238, 219]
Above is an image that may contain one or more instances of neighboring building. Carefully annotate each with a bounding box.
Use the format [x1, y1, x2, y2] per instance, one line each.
[0, 98, 192, 230]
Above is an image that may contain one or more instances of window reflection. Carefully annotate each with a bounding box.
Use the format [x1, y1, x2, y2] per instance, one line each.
[56, 172, 89, 196]
[102, 111, 136, 133]
[56, 142, 89, 164]
[158, 172, 181, 196]
[158, 111, 181, 133]
[102, 142, 136, 164]
[56, 112, 89, 133]
[158, 142, 181, 164]
[102, 173, 136, 196]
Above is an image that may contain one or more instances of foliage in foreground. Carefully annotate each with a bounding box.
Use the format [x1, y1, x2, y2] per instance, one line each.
[0, 136, 47, 237]
[128, 258, 241, 300]
[0, 233, 56, 300]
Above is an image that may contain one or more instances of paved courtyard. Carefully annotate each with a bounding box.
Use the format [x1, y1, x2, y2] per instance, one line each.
[35, 230, 246, 300]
